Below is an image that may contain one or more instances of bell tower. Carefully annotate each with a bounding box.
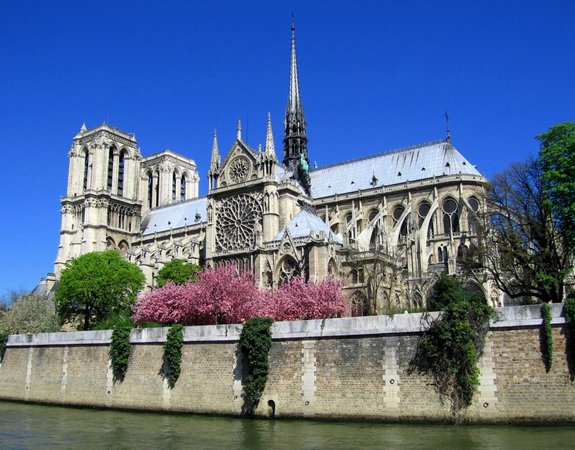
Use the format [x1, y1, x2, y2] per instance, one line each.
[55, 124, 142, 276]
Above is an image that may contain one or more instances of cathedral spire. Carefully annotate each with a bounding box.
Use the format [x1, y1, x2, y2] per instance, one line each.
[265, 112, 276, 159]
[210, 129, 220, 171]
[283, 19, 311, 195]
[288, 19, 303, 116]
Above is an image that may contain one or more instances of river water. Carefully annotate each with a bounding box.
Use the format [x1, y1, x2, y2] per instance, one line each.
[1, 401, 574, 449]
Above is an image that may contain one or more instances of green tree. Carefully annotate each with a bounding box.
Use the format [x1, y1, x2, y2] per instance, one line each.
[156, 259, 201, 287]
[55, 251, 145, 330]
[537, 122, 575, 251]
[0, 292, 59, 335]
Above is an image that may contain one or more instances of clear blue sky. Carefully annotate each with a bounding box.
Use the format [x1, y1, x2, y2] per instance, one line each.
[1, 0, 573, 294]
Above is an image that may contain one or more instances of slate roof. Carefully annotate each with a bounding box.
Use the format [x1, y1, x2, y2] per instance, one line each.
[141, 197, 207, 235]
[310, 139, 482, 198]
[273, 208, 343, 244]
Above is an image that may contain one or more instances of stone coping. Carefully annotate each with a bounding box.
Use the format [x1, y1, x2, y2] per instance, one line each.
[6, 304, 566, 347]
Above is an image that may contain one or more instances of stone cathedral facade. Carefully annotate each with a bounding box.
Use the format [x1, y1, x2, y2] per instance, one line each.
[53, 24, 497, 313]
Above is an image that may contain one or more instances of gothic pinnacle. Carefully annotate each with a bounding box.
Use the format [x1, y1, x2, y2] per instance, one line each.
[236, 119, 242, 141]
[210, 129, 220, 171]
[265, 112, 276, 159]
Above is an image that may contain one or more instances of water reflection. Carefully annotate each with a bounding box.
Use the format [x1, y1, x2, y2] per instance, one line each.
[0, 401, 574, 449]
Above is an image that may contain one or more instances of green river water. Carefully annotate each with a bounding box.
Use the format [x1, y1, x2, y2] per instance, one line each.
[0, 401, 574, 449]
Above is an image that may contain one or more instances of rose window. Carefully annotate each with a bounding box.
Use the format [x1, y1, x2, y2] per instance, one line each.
[216, 194, 262, 251]
[228, 156, 250, 183]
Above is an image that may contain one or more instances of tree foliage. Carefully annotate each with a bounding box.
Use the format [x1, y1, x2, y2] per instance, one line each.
[156, 259, 201, 288]
[0, 292, 59, 335]
[537, 122, 575, 250]
[55, 251, 145, 330]
[414, 272, 495, 413]
[133, 266, 349, 326]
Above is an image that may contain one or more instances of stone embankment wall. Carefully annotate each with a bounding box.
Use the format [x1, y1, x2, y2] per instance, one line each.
[0, 305, 573, 423]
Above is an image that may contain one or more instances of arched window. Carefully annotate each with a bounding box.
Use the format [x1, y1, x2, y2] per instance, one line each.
[351, 291, 369, 317]
[467, 196, 480, 233]
[147, 172, 153, 208]
[117, 151, 125, 196]
[393, 204, 407, 237]
[180, 174, 187, 200]
[83, 150, 90, 191]
[172, 172, 177, 201]
[278, 256, 300, 285]
[418, 201, 433, 238]
[154, 170, 160, 207]
[418, 201, 430, 228]
[369, 209, 380, 248]
[345, 212, 354, 241]
[442, 197, 459, 234]
[107, 147, 114, 190]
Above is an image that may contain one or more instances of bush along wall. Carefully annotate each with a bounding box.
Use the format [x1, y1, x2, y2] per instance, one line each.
[541, 303, 553, 372]
[163, 324, 184, 388]
[238, 317, 274, 416]
[110, 326, 132, 382]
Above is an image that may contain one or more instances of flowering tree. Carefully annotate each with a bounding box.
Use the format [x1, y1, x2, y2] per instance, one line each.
[269, 277, 348, 321]
[133, 267, 349, 326]
[133, 265, 268, 325]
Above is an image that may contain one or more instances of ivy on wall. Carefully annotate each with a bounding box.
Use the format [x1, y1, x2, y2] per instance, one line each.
[238, 317, 274, 416]
[411, 273, 495, 414]
[0, 334, 8, 362]
[163, 324, 184, 388]
[541, 303, 553, 372]
[110, 326, 132, 382]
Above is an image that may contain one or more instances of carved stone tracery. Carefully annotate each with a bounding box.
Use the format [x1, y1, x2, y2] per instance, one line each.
[215, 193, 262, 251]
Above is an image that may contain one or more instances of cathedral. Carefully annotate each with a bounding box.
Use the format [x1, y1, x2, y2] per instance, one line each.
[53, 24, 496, 313]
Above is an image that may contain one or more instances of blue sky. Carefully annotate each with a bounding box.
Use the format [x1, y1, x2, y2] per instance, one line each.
[0, 0, 573, 294]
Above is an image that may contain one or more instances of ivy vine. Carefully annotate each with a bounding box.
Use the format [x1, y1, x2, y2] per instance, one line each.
[564, 297, 575, 374]
[541, 303, 553, 372]
[238, 317, 274, 416]
[163, 324, 184, 388]
[564, 297, 575, 333]
[412, 273, 495, 414]
[0, 334, 8, 362]
[110, 326, 132, 382]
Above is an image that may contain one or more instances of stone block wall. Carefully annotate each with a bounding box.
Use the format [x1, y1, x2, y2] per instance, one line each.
[0, 305, 573, 423]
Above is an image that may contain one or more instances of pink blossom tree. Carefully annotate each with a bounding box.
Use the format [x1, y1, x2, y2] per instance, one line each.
[132, 265, 269, 326]
[268, 277, 348, 321]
